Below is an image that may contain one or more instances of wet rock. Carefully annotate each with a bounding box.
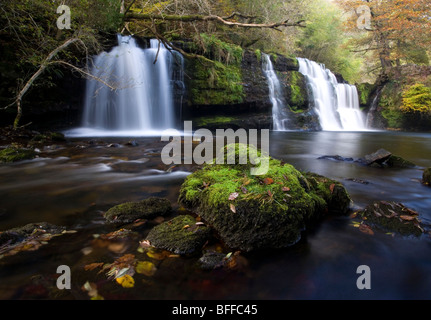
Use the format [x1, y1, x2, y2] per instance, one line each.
[179, 143, 351, 252]
[145, 215, 211, 255]
[124, 140, 139, 147]
[356, 201, 424, 237]
[198, 251, 227, 270]
[318, 155, 354, 162]
[423, 168, 431, 186]
[104, 197, 172, 224]
[0, 147, 36, 163]
[0, 222, 66, 258]
[345, 178, 370, 185]
[357, 149, 392, 166]
[0, 222, 66, 246]
[385, 155, 416, 168]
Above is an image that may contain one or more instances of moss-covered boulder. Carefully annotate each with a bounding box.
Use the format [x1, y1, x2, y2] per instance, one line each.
[0, 147, 36, 163]
[423, 168, 431, 186]
[356, 201, 424, 237]
[145, 215, 211, 255]
[104, 197, 172, 224]
[178, 143, 351, 252]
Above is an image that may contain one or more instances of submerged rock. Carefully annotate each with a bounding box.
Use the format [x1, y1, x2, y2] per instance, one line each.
[319, 149, 416, 168]
[356, 201, 424, 237]
[178, 143, 351, 252]
[104, 197, 172, 224]
[423, 168, 431, 186]
[0, 222, 66, 258]
[145, 215, 211, 255]
[0, 147, 36, 163]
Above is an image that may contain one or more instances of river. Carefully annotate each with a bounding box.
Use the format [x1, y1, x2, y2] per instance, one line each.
[0, 130, 430, 300]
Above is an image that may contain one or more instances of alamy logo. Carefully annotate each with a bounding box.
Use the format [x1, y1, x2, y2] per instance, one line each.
[356, 265, 371, 290]
[161, 121, 270, 175]
[356, 5, 371, 30]
[56, 5, 71, 30]
[56, 265, 71, 290]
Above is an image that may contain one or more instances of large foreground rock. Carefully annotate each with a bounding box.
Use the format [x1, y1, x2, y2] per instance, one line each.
[178, 144, 351, 252]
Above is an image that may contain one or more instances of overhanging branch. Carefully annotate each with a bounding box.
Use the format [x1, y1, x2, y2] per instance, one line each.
[125, 13, 306, 29]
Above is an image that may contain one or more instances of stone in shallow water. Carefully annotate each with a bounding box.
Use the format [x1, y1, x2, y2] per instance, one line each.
[104, 197, 172, 224]
[356, 201, 424, 237]
[145, 215, 211, 255]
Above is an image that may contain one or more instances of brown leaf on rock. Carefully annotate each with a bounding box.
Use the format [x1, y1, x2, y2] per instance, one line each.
[329, 184, 335, 194]
[400, 215, 416, 221]
[359, 223, 374, 235]
[84, 263, 104, 271]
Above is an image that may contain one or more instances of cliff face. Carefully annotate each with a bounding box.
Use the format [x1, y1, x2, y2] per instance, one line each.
[181, 46, 316, 131]
[367, 65, 431, 131]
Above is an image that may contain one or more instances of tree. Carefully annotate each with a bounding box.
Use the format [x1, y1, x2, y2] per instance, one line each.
[295, 0, 362, 83]
[0, 0, 122, 128]
[335, 0, 431, 75]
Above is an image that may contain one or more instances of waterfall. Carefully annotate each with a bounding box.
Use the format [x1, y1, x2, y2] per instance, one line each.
[77, 35, 184, 135]
[297, 58, 367, 131]
[262, 53, 289, 131]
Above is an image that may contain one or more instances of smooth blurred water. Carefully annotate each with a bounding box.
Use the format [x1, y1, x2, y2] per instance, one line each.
[0, 130, 430, 300]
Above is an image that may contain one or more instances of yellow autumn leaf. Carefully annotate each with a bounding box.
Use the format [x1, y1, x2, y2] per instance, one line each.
[136, 261, 157, 276]
[116, 275, 135, 288]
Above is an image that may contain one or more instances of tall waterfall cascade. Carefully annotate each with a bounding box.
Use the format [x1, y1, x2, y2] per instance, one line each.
[297, 58, 367, 131]
[262, 53, 289, 131]
[76, 35, 184, 135]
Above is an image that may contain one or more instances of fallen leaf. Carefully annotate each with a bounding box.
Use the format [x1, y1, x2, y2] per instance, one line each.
[400, 215, 416, 221]
[230, 203, 236, 213]
[116, 275, 135, 288]
[359, 223, 374, 235]
[241, 186, 248, 194]
[182, 224, 191, 229]
[84, 263, 104, 271]
[136, 261, 157, 276]
[139, 240, 152, 248]
[282, 186, 290, 192]
[228, 192, 239, 201]
[108, 242, 128, 254]
[329, 184, 335, 194]
[263, 177, 274, 185]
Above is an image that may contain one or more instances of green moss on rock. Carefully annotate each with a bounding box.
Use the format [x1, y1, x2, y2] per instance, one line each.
[187, 57, 244, 106]
[357, 201, 424, 237]
[178, 143, 351, 252]
[104, 197, 172, 224]
[423, 168, 431, 186]
[0, 147, 36, 163]
[146, 215, 211, 255]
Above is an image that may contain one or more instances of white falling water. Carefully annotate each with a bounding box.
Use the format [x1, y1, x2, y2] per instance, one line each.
[262, 53, 289, 131]
[297, 58, 366, 131]
[71, 35, 184, 136]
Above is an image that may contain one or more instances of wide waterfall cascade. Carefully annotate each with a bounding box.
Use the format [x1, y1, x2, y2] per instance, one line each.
[76, 35, 184, 135]
[262, 53, 289, 131]
[297, 58, 367, 131]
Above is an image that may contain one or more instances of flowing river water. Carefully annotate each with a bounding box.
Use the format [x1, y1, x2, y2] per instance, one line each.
[0, 130, 430, 300]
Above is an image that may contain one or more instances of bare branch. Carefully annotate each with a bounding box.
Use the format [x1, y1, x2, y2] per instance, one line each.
[125, 13, 306, 29]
